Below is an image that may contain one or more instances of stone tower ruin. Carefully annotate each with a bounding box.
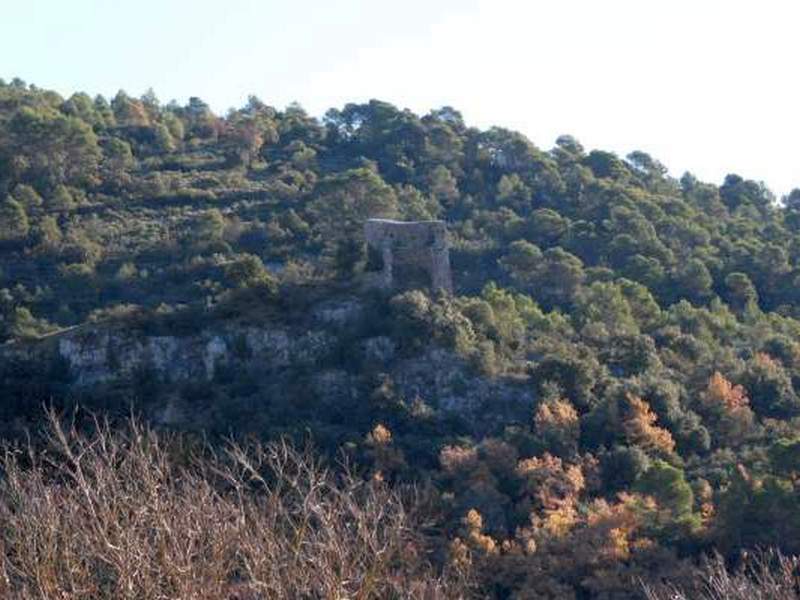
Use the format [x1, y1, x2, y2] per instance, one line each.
[364, 219, 453, 293]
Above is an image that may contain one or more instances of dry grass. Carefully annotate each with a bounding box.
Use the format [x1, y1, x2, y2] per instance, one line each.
[0, 412, 470, 599]
[643, 550, 800, 600]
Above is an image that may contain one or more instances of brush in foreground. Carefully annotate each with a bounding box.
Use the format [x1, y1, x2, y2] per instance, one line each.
[0, 413, 468, 599]
[643, 549, 800, 600]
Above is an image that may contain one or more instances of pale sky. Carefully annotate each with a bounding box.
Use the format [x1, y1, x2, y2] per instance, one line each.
[3, 0, 799, 196]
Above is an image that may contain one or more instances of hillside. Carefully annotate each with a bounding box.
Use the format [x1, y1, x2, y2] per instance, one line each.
[2, 77, 800, 597]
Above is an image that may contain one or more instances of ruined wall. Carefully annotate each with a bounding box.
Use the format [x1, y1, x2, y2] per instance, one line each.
[364, 219, 453, 292]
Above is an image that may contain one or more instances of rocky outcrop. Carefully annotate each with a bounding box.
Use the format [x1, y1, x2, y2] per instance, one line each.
[2, 294, 532, 426]
[9, 324, 338, 386]
[391, 348, 534, 427]
[313, 297, 364, 327]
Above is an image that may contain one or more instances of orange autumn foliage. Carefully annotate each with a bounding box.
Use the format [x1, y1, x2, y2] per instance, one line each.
[517, 453, 585, 511]
[463, 509, 499, 555]
[585, 493, 657, 561]
[365, 423, 406, 476]
[367, 423, 393, 445]
[439, 445, 479, 474]
[704, 371, 750, 412]
[622, 394, 676, 454]
[534, 398, 579, 432]
[531, 503, 579, 538]
[534, 398, 580, 455]
[700, 372, 755, 442]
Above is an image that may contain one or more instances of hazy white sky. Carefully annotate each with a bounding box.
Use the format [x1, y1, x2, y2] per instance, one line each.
[3, 0, 799, 195]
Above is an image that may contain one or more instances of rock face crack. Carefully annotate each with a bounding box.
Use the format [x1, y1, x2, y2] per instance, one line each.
[364, 219, 453, 293]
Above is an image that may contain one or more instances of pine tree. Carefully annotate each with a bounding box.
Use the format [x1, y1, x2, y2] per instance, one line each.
[0, 196, 29, 240]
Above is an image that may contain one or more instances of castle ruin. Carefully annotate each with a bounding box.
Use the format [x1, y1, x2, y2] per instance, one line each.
[364, 219, 453, 293]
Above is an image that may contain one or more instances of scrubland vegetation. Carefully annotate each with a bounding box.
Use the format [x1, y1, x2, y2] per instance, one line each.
[2, 77, 800, 597]
[0, 413, 467, 599]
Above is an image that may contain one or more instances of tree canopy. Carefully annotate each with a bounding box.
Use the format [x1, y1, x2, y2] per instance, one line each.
[2, 78, 800, 598]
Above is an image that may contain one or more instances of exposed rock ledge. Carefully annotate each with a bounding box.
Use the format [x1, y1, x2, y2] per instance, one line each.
[5, 325, 338, 386]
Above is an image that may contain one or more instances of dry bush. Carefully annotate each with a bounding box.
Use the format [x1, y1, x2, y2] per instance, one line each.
[0, 412, 470, 599]
[643, 550, 800, 600]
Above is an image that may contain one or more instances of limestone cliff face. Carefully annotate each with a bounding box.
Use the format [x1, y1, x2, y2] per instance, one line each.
[0, 325, 337, 386]
[307, 344, 533, 430]
[391, 348, 533, 428]
[3, 295, 533, 426]
[3, 298, 368, 387]
[9, 325, 337, 386]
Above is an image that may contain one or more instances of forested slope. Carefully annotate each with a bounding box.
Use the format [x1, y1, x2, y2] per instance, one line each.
[2, 77, 800, 597]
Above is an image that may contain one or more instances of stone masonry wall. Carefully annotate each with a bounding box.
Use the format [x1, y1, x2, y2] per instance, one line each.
[364, 219, 453, 292]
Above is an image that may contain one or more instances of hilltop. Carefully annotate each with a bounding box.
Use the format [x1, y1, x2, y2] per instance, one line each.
[3, 78, 800, 597]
